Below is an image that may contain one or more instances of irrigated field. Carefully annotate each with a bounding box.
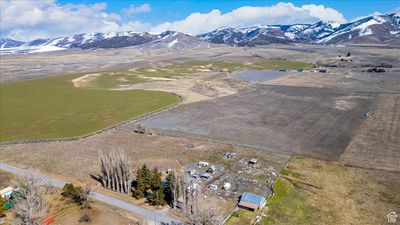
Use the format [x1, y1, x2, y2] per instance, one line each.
[0, 74, 180, 142]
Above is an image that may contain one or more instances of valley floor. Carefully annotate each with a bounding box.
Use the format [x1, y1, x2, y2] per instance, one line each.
[1, 44, 399, 225]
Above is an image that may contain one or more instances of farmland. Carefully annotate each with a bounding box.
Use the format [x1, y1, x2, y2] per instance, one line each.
[0, 74, 180, 142]
[73, 60, 312, 89]
[263, 157, 400, 225]
[0, 59, 310, 142]
[0, 43, 399, 225]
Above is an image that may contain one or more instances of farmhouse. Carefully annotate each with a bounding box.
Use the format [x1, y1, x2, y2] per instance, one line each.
[238, 192, 266, 211]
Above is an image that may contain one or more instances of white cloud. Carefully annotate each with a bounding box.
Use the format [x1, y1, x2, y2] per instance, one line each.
[0, 0, 149, 41]
[122, 4, 151, 15]
[119, 21, 152, 32]
[151, 2, 347, 34]
[1, 1, 347, 41]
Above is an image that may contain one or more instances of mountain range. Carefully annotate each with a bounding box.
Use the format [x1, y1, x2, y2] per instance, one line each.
[1, 13, 399, 55]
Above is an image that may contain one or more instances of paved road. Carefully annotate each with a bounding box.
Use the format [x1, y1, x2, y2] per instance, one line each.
[0, 162, 178, 225]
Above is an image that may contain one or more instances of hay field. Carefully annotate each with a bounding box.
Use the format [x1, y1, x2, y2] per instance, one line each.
[0, 74, 180, 142]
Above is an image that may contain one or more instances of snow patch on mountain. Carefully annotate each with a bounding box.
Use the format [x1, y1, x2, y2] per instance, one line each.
[30, 45, 66, 53]
[168, 39, 179, 48]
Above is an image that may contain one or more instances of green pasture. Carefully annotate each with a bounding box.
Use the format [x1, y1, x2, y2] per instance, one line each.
[0, 74, 180, 142]
[263, 178, 314, 225]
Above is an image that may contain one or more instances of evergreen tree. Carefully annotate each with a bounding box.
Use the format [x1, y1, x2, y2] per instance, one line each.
[62, 183, 90, 207]
[0, 196, 6, 217]
[147, 169, 166, 206]
[133, 164, 151, 199]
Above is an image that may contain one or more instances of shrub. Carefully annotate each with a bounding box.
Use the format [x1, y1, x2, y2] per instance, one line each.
[62, 183, 90, 207]
[79, 213, 91, 223]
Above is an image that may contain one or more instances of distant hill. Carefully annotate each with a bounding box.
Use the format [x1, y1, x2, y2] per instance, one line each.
[199, 13, 400, 46]
[1, 13, 399, 54]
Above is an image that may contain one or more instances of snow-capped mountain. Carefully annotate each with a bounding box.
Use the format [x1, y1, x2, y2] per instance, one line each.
[200, 13, 400, 46]
[318, 13, 400, 44]
[1, 13, 399, 55]
[0, 31, 208, 54]
[136, 32, 210, 50]
[0, 38, 25, 48]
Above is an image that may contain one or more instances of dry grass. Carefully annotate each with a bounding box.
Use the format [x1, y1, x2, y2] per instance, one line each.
[0, 130, 289, 182]
[0, 170, 15, 189]
[265, 156, 400, 225]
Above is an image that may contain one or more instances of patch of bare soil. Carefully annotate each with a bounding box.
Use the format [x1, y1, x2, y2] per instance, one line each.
[281, 156, 400, 225]
[132, 85, 374, 161]
[340, 94, 400, 171]
[56, 206, 142, 225]
[114, 72, 248, 104]
[72, 73, 100, 88]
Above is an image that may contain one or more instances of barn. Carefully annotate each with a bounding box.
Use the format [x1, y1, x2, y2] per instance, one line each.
[238, 192, 266, 211]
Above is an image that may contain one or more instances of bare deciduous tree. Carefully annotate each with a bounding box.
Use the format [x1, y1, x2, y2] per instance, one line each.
[98, 149, 133, 194]
[81, 184, 92, 209]
[165, 170, 180, 209]
[183, 179, 221, 225]
[11, 176, 48, 225]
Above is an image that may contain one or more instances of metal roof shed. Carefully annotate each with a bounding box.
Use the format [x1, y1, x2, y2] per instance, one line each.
[238, 192, 266, 211]
[200, 173, 212, 180]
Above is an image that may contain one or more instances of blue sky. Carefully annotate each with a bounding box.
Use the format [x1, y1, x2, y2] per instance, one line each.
[1, 0, 399, 40]
[58, 0, 399, 23]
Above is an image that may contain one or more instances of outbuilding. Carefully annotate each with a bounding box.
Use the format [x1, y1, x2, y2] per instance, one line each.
[186, 168, 197, 175]
[223, 183, 231, 190]
[197, 161, 209, 167]
[207, 165, 217, 174]
[209, 184, 218, 190]
[0, 187, 13, 199]
[248, 159, 258, 165]
[238, 192, 266, 211]
[200, 173, 212, 180]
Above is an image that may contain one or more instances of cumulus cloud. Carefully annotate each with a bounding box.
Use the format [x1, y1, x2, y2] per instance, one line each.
[1, 1, 347, 40]
[151, 2, 347, 34]
[0, 0, 149, 41]
[122, 3, 151, 15]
